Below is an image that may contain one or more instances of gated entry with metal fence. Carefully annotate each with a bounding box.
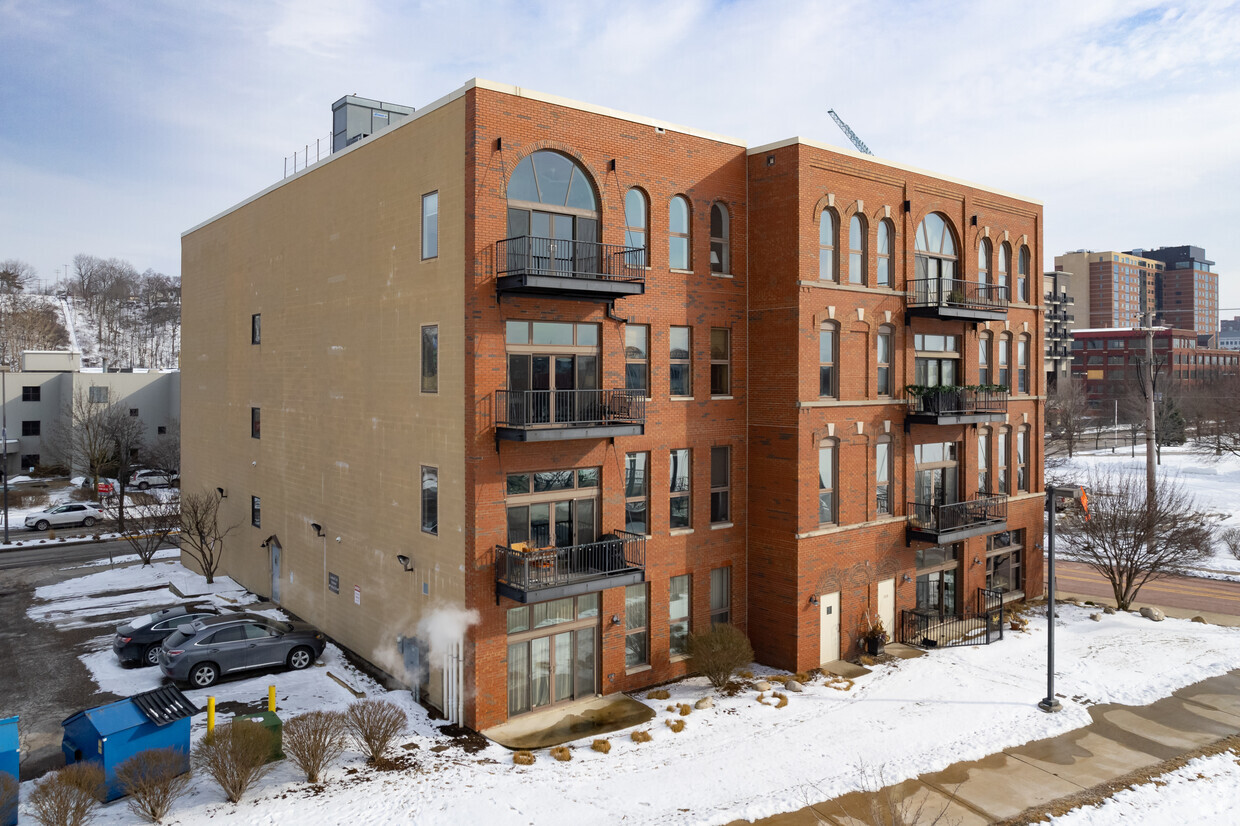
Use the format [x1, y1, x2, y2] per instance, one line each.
[899, 587, 1005, 649]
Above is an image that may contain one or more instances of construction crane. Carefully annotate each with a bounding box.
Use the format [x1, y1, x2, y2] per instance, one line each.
[827, 109, 873, 156]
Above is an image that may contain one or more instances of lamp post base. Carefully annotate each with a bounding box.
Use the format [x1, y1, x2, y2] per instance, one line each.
[1038, 698, 1062, 713]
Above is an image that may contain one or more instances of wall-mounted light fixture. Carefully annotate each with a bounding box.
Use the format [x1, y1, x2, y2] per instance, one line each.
[495, 137, 502, 151]
[902, 573, 913, 583]
[903, 199, 911, 212]
[396, 554, 414, 573]
[607, 158, 616, 172]
[311, 523, 324, 537]
[973, 556, 981, 566]
[970, 215, 978, 226]
[216, 487, 226, 499]
[809, 595, 819, 606]
[610, 614, 621, 625]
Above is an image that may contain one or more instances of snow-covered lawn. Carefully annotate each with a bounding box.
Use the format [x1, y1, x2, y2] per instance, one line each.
[0, 478, 179, 549]
[15, 556, 1240, 825]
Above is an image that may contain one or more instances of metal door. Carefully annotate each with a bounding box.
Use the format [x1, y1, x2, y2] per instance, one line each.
[819, 591, 840, 663]
[877, 578, 895, 639]
[270, 539, 282, 603]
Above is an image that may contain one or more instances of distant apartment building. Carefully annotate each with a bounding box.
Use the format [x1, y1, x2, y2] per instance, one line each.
[1053, 250, 1159, 330]
[1220, 316, 1240, 351]
[1070, 327, 1240, 409]
[1135, 246, 1218, 339]
[1042, 271, 1075, 390]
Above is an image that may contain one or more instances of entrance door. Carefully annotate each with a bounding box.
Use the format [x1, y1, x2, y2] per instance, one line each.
[270, 539, 282, 603]
[507, 625, 598, 716]
[877, 578, 895, 639]
[818, 591, 840, 663]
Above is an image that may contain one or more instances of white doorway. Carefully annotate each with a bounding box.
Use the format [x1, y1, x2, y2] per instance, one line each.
[819, 591, 840, 663]
[877, 578, 895, 641]
[269, 539, 282, 603]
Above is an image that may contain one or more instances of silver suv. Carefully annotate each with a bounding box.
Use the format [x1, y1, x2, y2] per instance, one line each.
[129, 468, 179, 490]
[157, 613, 325, 688]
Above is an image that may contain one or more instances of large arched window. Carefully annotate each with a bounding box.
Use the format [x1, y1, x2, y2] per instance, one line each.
[849, 214, 867, 284]
[978, 239, 991, 286]
[1018, 245, 1031, 303]
[669, 195, 691, 270]
[997, 242, 1011, 296]
[624, 188, 648, 267]
[506, 150, 600, 273]
[978, 331, 992, 385]
[876, 325, 893, 396]
[819, 209, 838, 282]
[914, 213, 957, 302]
[710, 203, 730, 274]
[819, 322, 839, 398]
[1017, 334, 1030, 394]
[876, 219, 894, 287]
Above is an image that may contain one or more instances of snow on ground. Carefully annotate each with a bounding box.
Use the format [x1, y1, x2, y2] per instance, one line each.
[1, 478, 179, 550]
[17, 556, 1240, 825]
[1049, 749, 1240, 825]
[1055, 446, 1240, 581]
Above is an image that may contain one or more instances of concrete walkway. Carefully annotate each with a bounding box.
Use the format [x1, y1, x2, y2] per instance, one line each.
[740, 668, 1240, 825]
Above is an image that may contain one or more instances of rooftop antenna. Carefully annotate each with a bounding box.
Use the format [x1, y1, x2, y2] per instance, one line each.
[827, 109, 873, 155]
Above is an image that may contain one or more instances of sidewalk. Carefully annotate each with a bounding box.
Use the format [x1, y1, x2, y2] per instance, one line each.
[742, 668, 1240, 825]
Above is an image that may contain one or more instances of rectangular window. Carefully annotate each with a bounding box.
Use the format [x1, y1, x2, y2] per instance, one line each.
[625, 583, 649, 668]
[876, 440, 891, 515]
[21, 421, 39, 437]
[21, 386, 40, 402]
[710, 328, 730, 395]
[998, 338, 1010, 389]
[1016, 430, 1028, 492]
[251, 496, 261, 528]
[251, 314, 261, 345]
[818, 443, 836, 524]
[421, 325, 438, 393]
[669, 448, 691, 529]
[1017, 339, 1028, 394]
[251, 407, 260, 439]
[129, 408, 139, 417]
[710, 566, 731, 626]
[819, 326, 837, 397]
[978, 430, 991, 492]
[157, 426, 167, 435]
[877, 330, 892, 396]
[625, 325, 649, 394]
[88, 386, 108, 404]
[624, 452, 648, 534]
[997, 431, 1009, 495]
[421, 465, 438, 535]
[669, 574, 691, 657]
[710, 445, 730, 523]
[421, 192, 439, 259]
[670, 326, 691, 397]
[979, 337, 991, 385]
[20, 454, 39, 468]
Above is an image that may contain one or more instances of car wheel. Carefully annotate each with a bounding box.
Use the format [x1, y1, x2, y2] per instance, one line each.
[190, 662, 219, 688]
[138, 482, 150, 491]
[288, 646, 314, 671]
[83, 517, 96, 527]
[34, 520, 49, 531]
[143, 644, 160, 667]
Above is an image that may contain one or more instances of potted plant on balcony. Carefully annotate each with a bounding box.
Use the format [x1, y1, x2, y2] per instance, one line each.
[861, 613, 889, 656]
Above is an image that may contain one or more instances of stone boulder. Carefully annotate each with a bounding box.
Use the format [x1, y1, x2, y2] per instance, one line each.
[1103, 606, 1116, 615]
[695, 697, 714, 710]
[1090, 613, 1101, 622]
[1140, 606, 1166, 622]
[754, 680, 772, 692]
[1192, 616, 1208, 624]
[784, 680, 804, 693]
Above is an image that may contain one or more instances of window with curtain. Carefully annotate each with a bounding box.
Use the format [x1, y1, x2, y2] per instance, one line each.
[710, 203, 730, 274]
[710, 566, 731, 625]
[669, 195, 691, 270]
[710, 328, 731, 395]
[849, 214, 866, 284]
[819, 209, 838, 282]
[625, 324, 648, 394]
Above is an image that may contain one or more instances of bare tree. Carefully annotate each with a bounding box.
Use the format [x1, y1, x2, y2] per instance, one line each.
[140, 418, 180, 478]
[107, 492, 180, 565]
[0, 259, 35, 293]
[180, 490, 237, 584]
[44, 385, 119, 490]
[1045, 375, 1091, 458]
[1058, 467, 1216, 610]
[1184, 373, 1240, 459]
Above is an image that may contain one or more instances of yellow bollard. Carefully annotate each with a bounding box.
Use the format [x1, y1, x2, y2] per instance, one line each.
[268, 685, 276, 712]
[207, 696, 215, 733]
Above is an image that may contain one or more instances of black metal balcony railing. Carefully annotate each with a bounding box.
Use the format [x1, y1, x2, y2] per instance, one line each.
[906, 387, 1008, 421]
[908, 493, 1007, 539]
[899, 588, 1005, 648]
[908, 278, 1009, 317]
[495, 236, 646, 298]
[495, 530, 646, 602]
[495, 389, 645, 436]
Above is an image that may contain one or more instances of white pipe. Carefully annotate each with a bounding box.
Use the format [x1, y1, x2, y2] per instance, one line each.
[456, 640, 464, 725]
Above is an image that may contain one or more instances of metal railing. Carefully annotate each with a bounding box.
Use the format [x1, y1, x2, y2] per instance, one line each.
[495, 529, 646, 595]
[908, 493, 1007, 534]
[496, 236, 646, 283]
[495, 389, 645, 430]
[907, 387, 1008, 417]
[909, 278, 1009, 312]
[899, 587, 1005, 648]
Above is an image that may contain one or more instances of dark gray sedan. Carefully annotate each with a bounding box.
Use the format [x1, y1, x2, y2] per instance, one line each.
[157, 613, 326, 688]
[114, 604, 220, 666]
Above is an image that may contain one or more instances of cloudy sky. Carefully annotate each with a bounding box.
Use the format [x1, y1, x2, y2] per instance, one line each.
[2, 0, 1238, 314]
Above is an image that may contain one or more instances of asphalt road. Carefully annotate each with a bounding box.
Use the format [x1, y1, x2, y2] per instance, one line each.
[1054, 559, 1240, 618]
[0, 538, 160, 570]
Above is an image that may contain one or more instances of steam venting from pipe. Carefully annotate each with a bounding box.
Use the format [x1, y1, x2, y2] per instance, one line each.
[417, 606, 479, 670]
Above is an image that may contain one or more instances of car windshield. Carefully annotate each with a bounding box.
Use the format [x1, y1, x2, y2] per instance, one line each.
[163, 629, 193, 649]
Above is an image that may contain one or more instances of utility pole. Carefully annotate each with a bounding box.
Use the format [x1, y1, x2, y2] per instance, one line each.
[1142, 312, 1156, 499]
[1, 366, 8, 544]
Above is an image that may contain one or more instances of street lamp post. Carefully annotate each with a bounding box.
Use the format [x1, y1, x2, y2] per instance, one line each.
[1039, 483, 1082, 713]
[2, 366, 9, 544]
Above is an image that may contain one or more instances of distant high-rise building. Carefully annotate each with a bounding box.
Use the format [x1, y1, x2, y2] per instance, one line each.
[1134, 246, 1218, 338]
[1054, 250, 1159, 330]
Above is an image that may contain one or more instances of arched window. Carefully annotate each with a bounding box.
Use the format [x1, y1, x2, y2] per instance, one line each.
[624, 189, 648, 268]
[977, 427, 991, 493]
[818, 439, 837, 525]
[669, 195, 691, 270]
[914, 213, 957, 303]
[876, 325, 893, 396]
[1017, 334, 1030, 394]
[996, 428, 1010, 494]
[849, 214, 867, 284]
[710, 203, 730, 274]
[1016, 427, 1029, 492]
[978, 332, 992, 385]
[997, 242, 1011, 297]
[876, 219, 894, 287]
[978, 239, 991, 286]
[1017, 246, 1030, 303]
[506, 150, 600, 272]
[875, 436, 892, 515]
[819, 322, 838, 398]
[998, 334, 1011, 390]
[819, 209, 838, 282]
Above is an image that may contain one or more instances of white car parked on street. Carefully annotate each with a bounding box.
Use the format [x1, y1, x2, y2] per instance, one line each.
[25, 503, 107, 531]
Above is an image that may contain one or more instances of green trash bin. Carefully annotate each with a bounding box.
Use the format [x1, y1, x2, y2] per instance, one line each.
[236, 711, 283, 762]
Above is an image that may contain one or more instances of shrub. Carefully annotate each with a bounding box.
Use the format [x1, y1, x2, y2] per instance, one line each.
[591, 739, 611, 754]
[687, 624, 754, 688]
[737, 669, 754, 679]
[1, 772, 19, 826]
[26, 761, 105, 826]
[677, 703, 691, 716]
[550, 746, 571, 762]
[116, 748, 191, 824]
[646, 689, 670, 700]
[283, 710, 349, 783]
[193, 719, 275, 803]
[665, 719, 685, 733]
[1222, 527, 1240, 561]
[513, 750, 535, 765]
[344, 699, 408, 764]
[794, 672, 811, 684]
[630, 730, 652, 743]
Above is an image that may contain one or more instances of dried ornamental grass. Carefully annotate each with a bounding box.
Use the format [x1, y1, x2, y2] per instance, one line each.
[773, 692, 788, 709]
[755, 693, 769, 705]
[665, 719, 685, 733]
[665, 705, 676, 712]
[27, 761, 105, 826]
[647, 689, 671, 700]
[512, 750, 536, 766]
[550, 746, 572, 762]
[115, 748, 191, 824]
[283, 710, 350, 783]
[630, 730, 652, 743]
[677, 704, 692, 716]
[591, 739, 611, 754]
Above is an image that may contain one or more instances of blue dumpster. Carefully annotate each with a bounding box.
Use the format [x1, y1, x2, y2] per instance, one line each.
[1, 715, 17, 826]
[61, 686, 198, 801]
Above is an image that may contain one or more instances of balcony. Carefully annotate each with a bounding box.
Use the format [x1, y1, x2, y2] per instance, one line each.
[495, 389, 645, 442]
[907, 493, 1008, 544]
[495, 236, 646, 301]
[905, 386, 1007, 426]
[908, 278, 1009, 322]
[495, 530, 646, 603]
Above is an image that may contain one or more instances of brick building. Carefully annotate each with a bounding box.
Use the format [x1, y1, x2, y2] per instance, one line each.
[181, 80, 1045, 732]
[1054, 250, 1159, 331]
[1070, 326, 1240, 408]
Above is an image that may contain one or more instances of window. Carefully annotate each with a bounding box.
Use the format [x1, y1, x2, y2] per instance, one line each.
[710, 328, 731, 395]
[996, 430, 1009, 494]
[88, 386, 108, 404]
[625, 583, 649, 667]
[21, 386, 39, 402]
[670, 575, 691, 657]
[711, 445, 730, 523]
[876, 437, 891, 515]
[157, 426, 167, 435]
[876, 327, 893, 396]
[710, 566, 731, 626]
[624, 189, 648, 267]
[505, 467, 599, 548]
[504, 321, 600, 423]
[913, 213, 957, 302]
[997, 242, 1010, 295]
[1018, 246, 1030, 302]
[819, 324, 838, 397]
[670, 326, 692, 397]
[1017, 335, 1029, 394]
[669, 448, 691, 529]
[129, 408, 139, 417]
[978, 239, 991, 286]
[818, 441, 836, 524]
[421, 192, 439, 259]
[978, 428, 991, 492]
[421, 325, 438, 393]
[21, 421, 39, 437]
[913, 334, 960, 386]
[978, 333, 992, 385]
[710, 203, 730, 273]
[421, 466, 438, 535]
[848, 214, 866, 284]
[250, 407, 260, 439]
[913, 443, 959, 530]
[625, 452, 649, 534]
[669, 196, 691, 270]
[1016, 428, 1029, 492]
[998, 335, 1011, 389]
[876, 219, 893, 287]
[818, 209, 838, 282]
[986, 530, 1023, 593]
[506, 152, 599, 272]
[916, 544, 960, 616]
[20, 454, 39, 468]
[251, 314, 261, 345]
[625, 325, 649, 394]
[251, 496, 261, 528]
